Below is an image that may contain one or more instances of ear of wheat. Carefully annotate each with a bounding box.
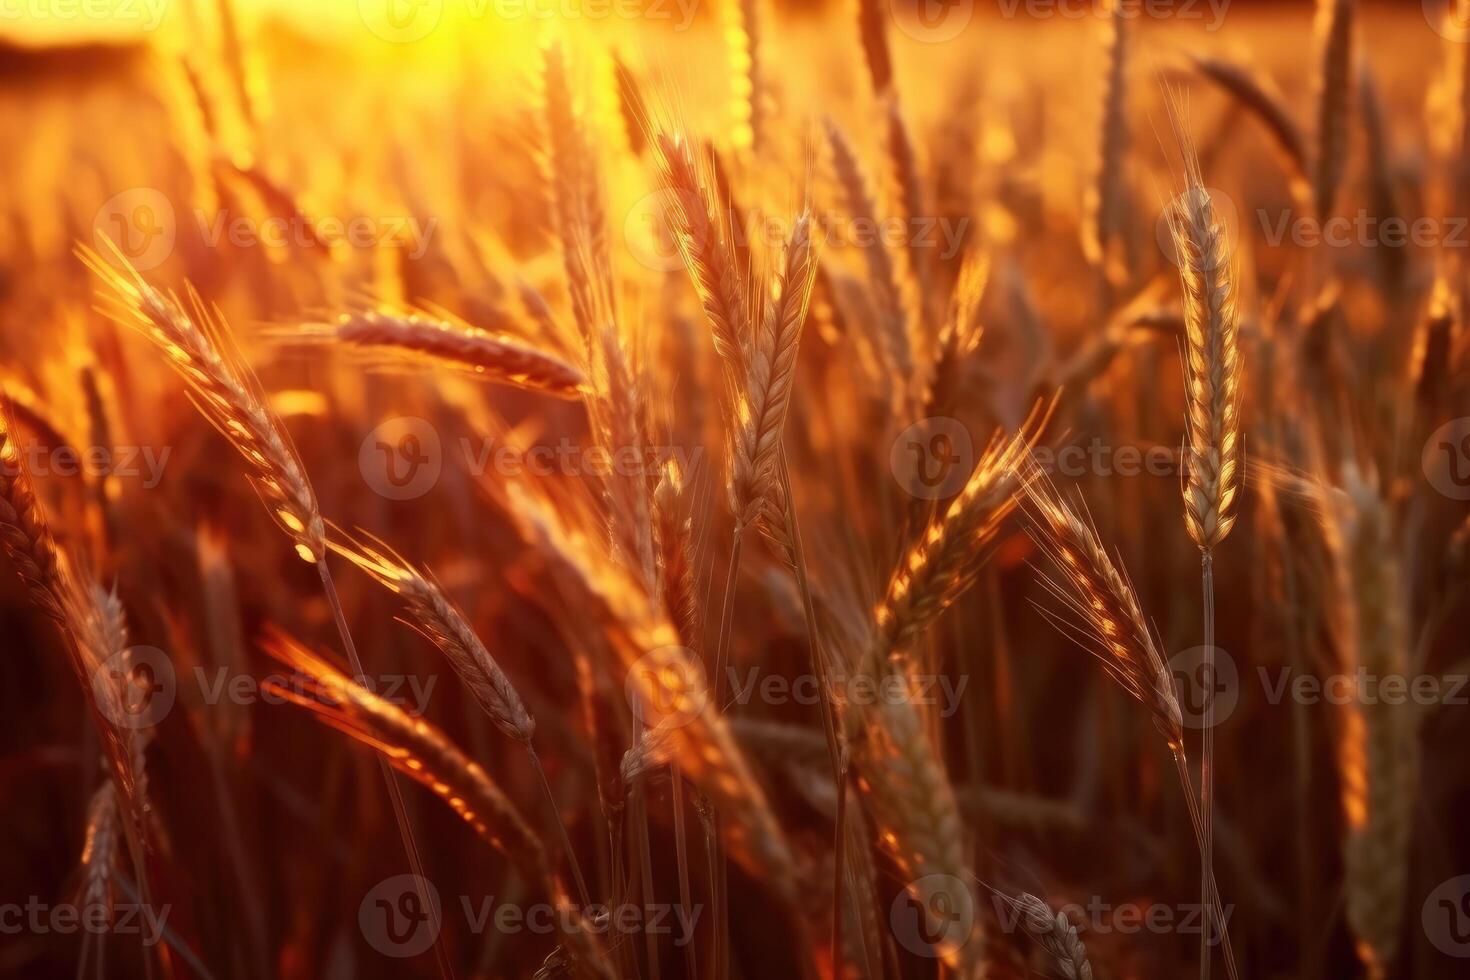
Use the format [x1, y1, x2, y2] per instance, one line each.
[654, 131, 752, 371]
[79, 244, 326, 564]
[0, 411, 68, 625]
[1167, 151, 1243, 555]
[334, 535, 536, 743]
[1330, 466, 1416, 980]
[294, 310, 587, 398]
[1021, 468, 1184, 746]
[731, 209, 817, 528]
[77, 781, 120, 915]
[503, 482, 802, 901]
[261, 630, 615, 980]
[875, 414, 1043, 658]
[1011, 892, 1094, 980]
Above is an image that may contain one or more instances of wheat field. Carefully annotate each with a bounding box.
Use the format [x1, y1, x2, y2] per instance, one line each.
[1, 1, 1468, 978]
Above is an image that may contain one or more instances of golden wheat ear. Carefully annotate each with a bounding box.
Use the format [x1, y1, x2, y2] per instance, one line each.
[287, 309, 587, 398]
[77, 241, 326, 564]
[259, 628, 615, 979]
[1162, 128, 1243, 556]
[329, 530, 536, 744]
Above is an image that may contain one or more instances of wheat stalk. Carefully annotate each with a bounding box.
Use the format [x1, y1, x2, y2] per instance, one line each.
[1166, 124, 1244, 980]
